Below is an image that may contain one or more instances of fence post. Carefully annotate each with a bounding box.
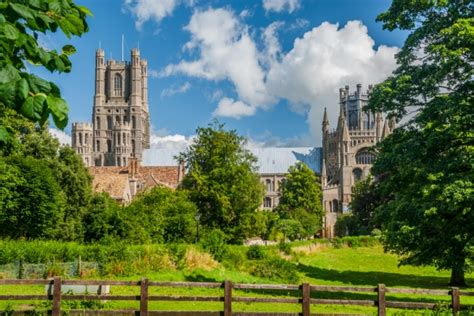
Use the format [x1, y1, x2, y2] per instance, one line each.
[224, 280, 232, 316]
[302, 283, 311, 316]
[377, 284, 386, 316]
[77, 255, 82, 277]
[451, 287, 460, 315]
[52, 276, 61, 316]
[18, 259, 24, 279]
[140, 278, 149, 316]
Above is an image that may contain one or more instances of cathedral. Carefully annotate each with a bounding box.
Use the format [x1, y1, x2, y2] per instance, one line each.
[71, 49, 393, 235]
[321, 84, 395, 238]
[72, 48, 150, 167]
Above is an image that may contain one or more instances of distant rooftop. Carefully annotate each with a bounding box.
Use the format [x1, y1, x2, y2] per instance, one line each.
[142, 147, 322, 174]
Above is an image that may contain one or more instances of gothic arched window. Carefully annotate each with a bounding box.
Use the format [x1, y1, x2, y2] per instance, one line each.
[264, 197, 272, 208]
[114, 73, 122, 96]
[353, 168, 363, 183]
[356, 148, 376, 165]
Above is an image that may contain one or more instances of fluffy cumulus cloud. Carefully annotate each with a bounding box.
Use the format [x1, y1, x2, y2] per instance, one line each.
[152, 7, 398, 143]
[149, 133, 193, 150]
[124, 0, 181, 29]
[266, 21, 398, 140]
[49, 128, 71, 146]
[262, 0, 301, 13]
[213, 97, 256, 119]
[161, 8, 275, 116]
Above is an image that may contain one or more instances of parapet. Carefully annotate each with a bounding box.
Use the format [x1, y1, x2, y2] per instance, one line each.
[72, 122, 93, 131]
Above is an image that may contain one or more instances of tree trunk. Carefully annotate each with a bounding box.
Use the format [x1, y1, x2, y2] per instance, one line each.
[450, 264, 466, 286]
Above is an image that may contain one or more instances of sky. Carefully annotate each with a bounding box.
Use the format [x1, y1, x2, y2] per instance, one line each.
[44, 0, 408, 148]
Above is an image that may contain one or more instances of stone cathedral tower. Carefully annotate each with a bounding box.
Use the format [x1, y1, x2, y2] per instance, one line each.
[72, 48, 150, 167]
[321, 84, 394, 238]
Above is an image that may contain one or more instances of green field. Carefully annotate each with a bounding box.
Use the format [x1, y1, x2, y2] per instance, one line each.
[1, 243, 473, 315]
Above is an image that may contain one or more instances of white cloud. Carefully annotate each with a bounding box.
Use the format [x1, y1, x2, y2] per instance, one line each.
[161, 14, 398, 144]
[150, 133, 193, 150]
[49, 128, 71, 146]
[160, 82, 191, 98]
[162, 8, 275, 111]
[213, 97, 256, 119]
[262, 21, 283, 66]
[263, 0, 300, 13]
[266, 20, 398, 142]
[124, 0, 181, 29]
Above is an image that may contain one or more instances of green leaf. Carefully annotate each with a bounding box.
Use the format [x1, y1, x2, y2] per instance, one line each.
[0, 64, 20, 84]
[77, 5, 93, 16]
[21, 94, 46, 121]
[0, 23, 19, 40]
[9, 3, 34, 20]
[0, 125, 9, 143]
[64, 14, 84, 35]
[47, 95, 69, 129]
[0, 14, 6, 24]
[26, 75, 51, 93]
[61, 44, 76, 56]
[16, 78, 29, 100]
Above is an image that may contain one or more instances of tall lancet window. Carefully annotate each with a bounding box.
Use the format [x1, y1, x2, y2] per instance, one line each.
[114, 73, 122, 96]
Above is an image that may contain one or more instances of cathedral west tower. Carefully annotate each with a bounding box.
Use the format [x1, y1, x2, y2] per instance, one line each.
[73, 48, 150, 166]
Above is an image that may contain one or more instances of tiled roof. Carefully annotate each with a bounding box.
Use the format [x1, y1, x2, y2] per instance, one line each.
[90, 168, 130, 200]
[88, 165, 181, 199]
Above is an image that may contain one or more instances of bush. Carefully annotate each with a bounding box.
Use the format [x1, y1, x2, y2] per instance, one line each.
[331, 236, 379, 249]
[278, 241, 292, 255]
[221, 247, 246, 270]
[246, 245, 266, 260]
[252, 257, 299, 283]
[200, 229, 228, 261]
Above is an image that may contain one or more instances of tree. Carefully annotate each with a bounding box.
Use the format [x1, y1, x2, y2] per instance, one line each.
[124, 186, 198, 244]
[277, 162, 323, 238]
[82, 193, 124, 243]
[367, 0, 473, 285]
[0, 0, 90, 141]
[177, 121, 264, 243]
[0, 107, 93, 241]
[348, 176, 382, 235]
[0, 156, 65, 239]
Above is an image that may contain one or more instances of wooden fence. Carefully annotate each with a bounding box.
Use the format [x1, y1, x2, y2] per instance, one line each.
[0, 278, 473, 315]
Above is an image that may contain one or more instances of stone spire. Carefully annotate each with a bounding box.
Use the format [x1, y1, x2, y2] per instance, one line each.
[322, 107, 329, 133]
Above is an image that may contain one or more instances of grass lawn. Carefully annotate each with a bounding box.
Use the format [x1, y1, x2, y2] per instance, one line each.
[1, 244, 473, 315]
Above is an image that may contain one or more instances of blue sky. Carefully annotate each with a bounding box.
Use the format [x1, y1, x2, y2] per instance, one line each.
[44, 0, 408, 148]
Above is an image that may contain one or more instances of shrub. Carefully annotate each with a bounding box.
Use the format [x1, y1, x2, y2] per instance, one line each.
[184, 247, 219, 271]
[200, 229, 228, 261]
[167, 243, 189, 269]
[246, 245, 266, 260]
[278, 241, 292, 255]
[221, 247, 246, 270]
[252, 257, 299, 284]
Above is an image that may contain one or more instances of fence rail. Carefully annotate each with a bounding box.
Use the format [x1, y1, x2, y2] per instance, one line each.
[0, 278, 472, 315]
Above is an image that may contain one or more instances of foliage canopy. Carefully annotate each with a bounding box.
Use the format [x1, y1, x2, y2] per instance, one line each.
[0, 0, 90, 141]
[177, 121, 264, 243]
[367, 0, 473, 286]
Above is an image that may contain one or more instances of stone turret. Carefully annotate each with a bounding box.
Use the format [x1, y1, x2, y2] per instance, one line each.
[72, 122, 93, 166]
